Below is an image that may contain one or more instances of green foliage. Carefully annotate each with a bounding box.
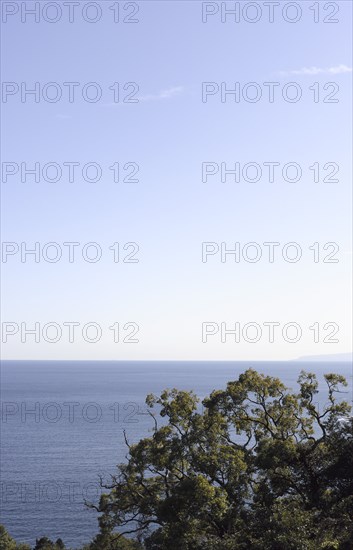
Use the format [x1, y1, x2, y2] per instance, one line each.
[0, 526, 17, 550]
[81, 532, 142, 549]
[33, 537, 66, 550]
[92, 369, 353, 549]
[0, 526, 30, 550]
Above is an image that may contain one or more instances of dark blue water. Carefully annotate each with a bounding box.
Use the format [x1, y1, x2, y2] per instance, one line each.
[1, 360, 352, 548]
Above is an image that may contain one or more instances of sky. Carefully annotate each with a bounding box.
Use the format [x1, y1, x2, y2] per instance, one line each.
[0, 0, 352, 360]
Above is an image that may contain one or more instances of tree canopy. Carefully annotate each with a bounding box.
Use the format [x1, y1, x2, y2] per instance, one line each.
[93, 369, 353, 549]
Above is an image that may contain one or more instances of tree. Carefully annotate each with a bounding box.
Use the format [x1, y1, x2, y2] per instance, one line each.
[33, 538, 66, 550]
[0, 526, 30, 550]
[92, 369, 353, 549]
[0, 526, 17, 550]
[82, 532, 142, 549]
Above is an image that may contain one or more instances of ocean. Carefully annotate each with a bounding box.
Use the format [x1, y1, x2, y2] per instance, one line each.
[1, 360, 352, 548]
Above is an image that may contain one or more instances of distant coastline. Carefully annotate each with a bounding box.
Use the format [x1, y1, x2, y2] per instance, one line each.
[296, 352, 353, 362]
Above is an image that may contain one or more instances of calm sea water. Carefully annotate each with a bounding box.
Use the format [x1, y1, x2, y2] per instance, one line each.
[1, 360, 352, 548]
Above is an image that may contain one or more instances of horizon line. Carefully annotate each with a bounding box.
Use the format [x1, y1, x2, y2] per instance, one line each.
[1, 356, 352, 363]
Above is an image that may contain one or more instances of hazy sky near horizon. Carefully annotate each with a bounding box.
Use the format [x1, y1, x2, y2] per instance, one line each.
[1, 0, 352, 360]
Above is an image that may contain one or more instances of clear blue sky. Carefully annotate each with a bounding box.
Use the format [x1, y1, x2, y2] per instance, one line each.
[1, 0, 352, 360]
